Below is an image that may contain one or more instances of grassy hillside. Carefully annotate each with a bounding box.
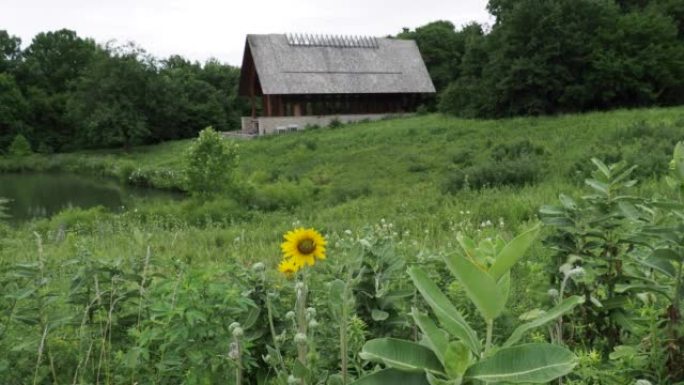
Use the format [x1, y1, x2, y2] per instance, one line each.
[2, 107, 684, 384]
[1, 107, 683, 263]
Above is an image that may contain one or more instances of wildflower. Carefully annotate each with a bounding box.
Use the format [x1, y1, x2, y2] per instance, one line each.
[278, 258, 300, 276]
[281, 228, 327, 267]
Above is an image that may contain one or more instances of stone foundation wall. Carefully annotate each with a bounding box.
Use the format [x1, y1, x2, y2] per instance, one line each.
[241, 113, 410, 135]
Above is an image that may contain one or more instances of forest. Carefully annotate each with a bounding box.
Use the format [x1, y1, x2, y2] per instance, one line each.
[2, 0, 684, 153]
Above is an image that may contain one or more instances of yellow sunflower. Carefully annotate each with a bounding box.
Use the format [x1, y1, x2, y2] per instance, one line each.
[281, 228, 327, 267]
[278, 258, 300, 276]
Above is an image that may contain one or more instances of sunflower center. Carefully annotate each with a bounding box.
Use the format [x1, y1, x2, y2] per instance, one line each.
[297, 238, 316, 254]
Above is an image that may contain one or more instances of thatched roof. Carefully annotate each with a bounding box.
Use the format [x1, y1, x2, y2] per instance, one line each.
[238, 34, 435, 96]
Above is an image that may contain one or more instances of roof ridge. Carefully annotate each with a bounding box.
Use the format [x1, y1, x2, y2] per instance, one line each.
[285, 33, 379, 49]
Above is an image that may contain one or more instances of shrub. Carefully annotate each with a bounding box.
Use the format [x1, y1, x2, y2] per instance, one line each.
[7, 134, 32, 157]
[184, 126, 239, 196]
[250, 180, 313, 211]
[415, 104, 430, 115]
[302, 138, 318, 151]
[328, 181, 371, 203]
[328, 118, 343, 128]
[491, 139, 546, 161]
[451, 149, 475, 167]
[444, 158, 542, 193]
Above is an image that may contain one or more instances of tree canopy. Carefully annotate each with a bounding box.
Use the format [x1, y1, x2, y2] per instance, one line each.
[1, 0, 684, 153]
[400, 0, 684, 118]
[0, 29, 245, 153]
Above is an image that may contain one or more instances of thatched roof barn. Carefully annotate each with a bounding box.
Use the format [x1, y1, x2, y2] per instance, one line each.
[238, 33, 435, 133]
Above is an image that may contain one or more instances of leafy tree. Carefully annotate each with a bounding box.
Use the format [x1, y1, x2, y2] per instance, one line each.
[16, 29, 99, 150]
[397, 21, 463, 92]
[184, 127, 239, 195]
[0, 74, 29, 150]
[8, 133, 32, 157]
[68, 46, 153, 150]
[0, 30, 21, 73]
[436, 0, 684, 117]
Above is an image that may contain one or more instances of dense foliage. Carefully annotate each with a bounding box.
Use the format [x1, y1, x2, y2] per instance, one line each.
[184, 126, 239, 196]
[0, 108, 683, 384]
[0, 29, 245, 153]
[399, 0, 684, 117]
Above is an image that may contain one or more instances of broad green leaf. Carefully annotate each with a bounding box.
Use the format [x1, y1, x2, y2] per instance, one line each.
[497, 272, 511, 307]
[408, 267, 481, 355]
[293, 359, 310, 379]
[442, 253, 505, 321]
[456, 233, 477, 260]
[350, 368, 430, 385]
[372, 309, 389, 321]
[558, 194, 577, 210]
[360, 338, 444, 375]
[412, 308, 449, 364]
[614, 284, 671, 299]
[652, 248, 682, 262]
[618, 201, 640, 221]
[426, 372, 457, 385]
[241, 307, 260, 329]
[503, 296, 585, 347]
[611, 165, 637, 186]
[591, 158, 610, 178]
[444, 341, 471, 379]
[489, 224, 541, 281]
[638, 256, 675, 278]
[538, 205, 565, 216]
[585, 179, 609, 195]
[465, 343, 578, 383]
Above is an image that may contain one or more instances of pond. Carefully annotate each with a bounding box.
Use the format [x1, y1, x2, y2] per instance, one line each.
[0, 173, 181, 222]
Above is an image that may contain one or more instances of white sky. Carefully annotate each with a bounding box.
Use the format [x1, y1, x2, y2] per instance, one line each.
[1, 0, 492, 66]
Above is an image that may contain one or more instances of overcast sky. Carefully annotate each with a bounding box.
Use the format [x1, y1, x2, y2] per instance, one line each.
[1, 0, 492, 66]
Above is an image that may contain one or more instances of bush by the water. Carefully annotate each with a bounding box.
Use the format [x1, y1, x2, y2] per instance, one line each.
[7, 134, 32, 157]
[184, 126, 239, 196]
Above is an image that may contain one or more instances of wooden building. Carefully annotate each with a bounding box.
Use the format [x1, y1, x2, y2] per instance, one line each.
[238, 33, 435, 134]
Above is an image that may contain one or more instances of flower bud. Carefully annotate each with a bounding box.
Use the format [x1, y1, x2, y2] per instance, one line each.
[287, 375, 299, 385]
[252, 262, 265, 272]
[232, 326, 244, 338]
[294, 332, 307, 345]
[285, 311, 296, 320]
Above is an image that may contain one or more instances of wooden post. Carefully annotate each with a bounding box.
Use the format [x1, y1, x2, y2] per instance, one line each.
[265, 95, 273, 117]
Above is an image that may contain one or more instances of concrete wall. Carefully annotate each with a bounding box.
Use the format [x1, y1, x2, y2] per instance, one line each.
[241, 113, 410, 135]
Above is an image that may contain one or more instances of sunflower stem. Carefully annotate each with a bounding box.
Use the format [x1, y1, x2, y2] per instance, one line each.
[295, 273, 309, 384]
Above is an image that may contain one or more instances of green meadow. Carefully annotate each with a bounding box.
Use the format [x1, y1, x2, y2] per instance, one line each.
[1, 106, 684, 384]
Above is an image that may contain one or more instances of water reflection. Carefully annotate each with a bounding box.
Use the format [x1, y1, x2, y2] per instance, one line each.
[0, 173, 179, 222]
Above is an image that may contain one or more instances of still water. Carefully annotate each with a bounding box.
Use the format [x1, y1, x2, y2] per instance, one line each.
[0, 173, 179, 222]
